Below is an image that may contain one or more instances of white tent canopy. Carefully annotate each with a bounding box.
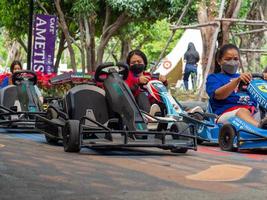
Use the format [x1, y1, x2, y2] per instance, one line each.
[155, 29, 203, 89]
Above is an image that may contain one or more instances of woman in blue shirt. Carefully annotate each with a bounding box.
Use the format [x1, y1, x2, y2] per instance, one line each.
[206, 44, 267, 128]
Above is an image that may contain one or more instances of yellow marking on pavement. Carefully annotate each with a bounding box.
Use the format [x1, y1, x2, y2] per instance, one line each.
[186, 164, 252, 182]
[0, 144, 5, 148]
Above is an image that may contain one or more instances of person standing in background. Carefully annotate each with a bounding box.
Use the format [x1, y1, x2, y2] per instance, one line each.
[183, 42, 200, 90]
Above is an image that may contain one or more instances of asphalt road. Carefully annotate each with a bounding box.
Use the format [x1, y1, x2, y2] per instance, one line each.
[1, 133, 267, 200]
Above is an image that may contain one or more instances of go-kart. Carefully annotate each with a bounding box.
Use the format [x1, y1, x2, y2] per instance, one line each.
[218, 73, 267, 151]
[145, 78, 220, 144]
[0, 70, 45, 131]
[37, 62, 198, 153]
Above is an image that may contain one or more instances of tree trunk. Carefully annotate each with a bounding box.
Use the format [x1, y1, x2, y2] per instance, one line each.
[120, 38, 131, 62]
[240, 0, 266, 72]
[54, 31, 65, 73]
[220, 0, 242, 46]
[84, 16, 91, 72]
[96, 11, 130, 66]
[5, 41, 21, 67]
[197, 0, 217, 74]
[17, 38, 27, 53]
[55, 0, 77, 72]
[79, 17, 86, 73]
[89, 19, 96, 71]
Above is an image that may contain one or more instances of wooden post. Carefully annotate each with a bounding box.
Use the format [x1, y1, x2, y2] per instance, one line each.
[198, 0, 226, 101]
[239, 49, 267, 54]
[170, 21, 218, 30]
[234, 28, 267, 36]
[215, 18, 267, 25]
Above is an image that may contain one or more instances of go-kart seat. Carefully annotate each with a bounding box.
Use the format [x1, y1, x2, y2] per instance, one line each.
[207, 100, 218, 123]
[63, 84, 110, 124]
[0, 85, 21, 111]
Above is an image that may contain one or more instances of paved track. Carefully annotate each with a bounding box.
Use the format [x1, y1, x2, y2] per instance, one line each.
[1, 133, 267, 200]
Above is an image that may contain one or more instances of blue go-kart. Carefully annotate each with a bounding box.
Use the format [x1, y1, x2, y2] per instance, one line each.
[219, 73, 267, 151]
[145, 78, 219, 144]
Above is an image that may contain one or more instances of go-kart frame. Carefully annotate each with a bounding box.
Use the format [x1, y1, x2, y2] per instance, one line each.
[36, 62, 199, 153]
[0, 70, 46, 132]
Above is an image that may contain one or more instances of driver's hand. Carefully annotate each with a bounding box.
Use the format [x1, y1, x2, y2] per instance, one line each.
[139, 75, 151, 85]
[159, 75, 167, 82]
[239, 73, 252, 84]
[263, 73, 267, 80]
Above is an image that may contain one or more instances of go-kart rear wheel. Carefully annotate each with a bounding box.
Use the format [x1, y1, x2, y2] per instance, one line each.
[63, 120, 81, 152]
[45, 134, 59, 145]
[170, 148, 188, 153]
[219, 124, 237, 152]
[197, 139, 204, 145]
[170, 122, 191, 140]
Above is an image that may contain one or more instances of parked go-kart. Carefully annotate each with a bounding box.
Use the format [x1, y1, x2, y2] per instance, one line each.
[0, 70, 45, 131]
[145, 78, 220, 144]
[219, 73, 267, 151]
[37, 62, 198, 153]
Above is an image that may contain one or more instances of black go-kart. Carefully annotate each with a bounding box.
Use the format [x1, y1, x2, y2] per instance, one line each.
[0, 70, 45, 131]
[36, 62, 198, 153]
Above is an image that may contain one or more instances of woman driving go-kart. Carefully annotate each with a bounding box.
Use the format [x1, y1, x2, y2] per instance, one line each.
[125, 49, 167, 113]
[206, 44, 267, 128]
[206, 43, 267, 151]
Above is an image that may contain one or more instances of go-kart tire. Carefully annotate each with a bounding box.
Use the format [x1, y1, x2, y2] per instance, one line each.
[170, 148, 188, 153]
[63, 120, 81, 152]
[197, 139, 204, 145]
[219, 124, 237, 152]
[45, 134, 59, 145]
[170, 121, 191, 139]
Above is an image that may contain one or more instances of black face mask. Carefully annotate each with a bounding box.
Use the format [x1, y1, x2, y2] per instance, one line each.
[130, 64, 145, 75]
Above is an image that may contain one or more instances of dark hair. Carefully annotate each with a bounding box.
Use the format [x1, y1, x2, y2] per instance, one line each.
[214, 44, 240, 73]
[10, 60, 22, 73]
[126, 49, 148, 68]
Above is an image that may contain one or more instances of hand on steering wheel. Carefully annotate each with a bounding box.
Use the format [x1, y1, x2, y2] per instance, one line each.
[238, 73, 264, 91]
[12, 70, 37, 85]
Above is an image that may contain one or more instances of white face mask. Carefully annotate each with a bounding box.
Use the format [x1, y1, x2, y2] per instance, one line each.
[221, 60, 239, 74]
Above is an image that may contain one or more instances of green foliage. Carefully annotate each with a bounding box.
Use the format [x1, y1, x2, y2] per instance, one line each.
[0, 0, 29, 39]
[238, 0, 252, 18]
[106, 0, 182, 19]
[132, 19, 183, 65]
[0, 30, 8, 65]
[72, 0, 98, 17]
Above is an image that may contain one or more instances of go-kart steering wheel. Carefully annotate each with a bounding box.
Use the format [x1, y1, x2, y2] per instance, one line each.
[94, 62, 129, 82]
[238, 73, 264, 91]
[12, 70, 38, 85]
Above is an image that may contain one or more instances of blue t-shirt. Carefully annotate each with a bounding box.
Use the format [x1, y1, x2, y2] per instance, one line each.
[206, 73, 257, 115]
[0, 77, 9, 89]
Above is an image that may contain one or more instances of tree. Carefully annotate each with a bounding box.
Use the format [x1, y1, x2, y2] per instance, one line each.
[239, 0, 267, 72]
[55, 0, 77, 71]
[71, 0, 185, 70]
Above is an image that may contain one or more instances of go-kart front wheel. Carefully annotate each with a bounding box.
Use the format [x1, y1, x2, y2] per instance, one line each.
[219, 124, 237, 152]
[170, 148, 188, 153]
[170, 122, 191, 140]
[169, 122, 191, 154]
[63, 120, 81, 152]
[45, 134, 59, 145]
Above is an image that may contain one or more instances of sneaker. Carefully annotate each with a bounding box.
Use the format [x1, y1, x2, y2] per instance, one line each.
[258, 118, 267, 129]
[149, 104, 161, 116]
[187, 106, 203, 113]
